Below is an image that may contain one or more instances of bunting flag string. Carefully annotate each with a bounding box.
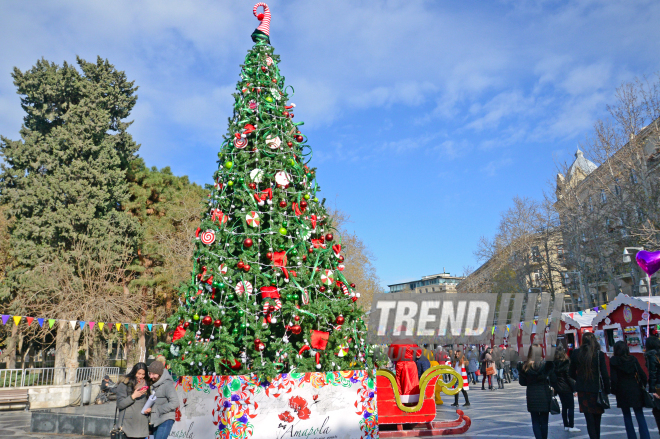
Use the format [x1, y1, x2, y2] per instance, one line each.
[0, 313, 172, 333]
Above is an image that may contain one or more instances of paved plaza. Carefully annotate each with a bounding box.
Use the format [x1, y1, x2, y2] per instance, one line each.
[1, 383, 655, 438]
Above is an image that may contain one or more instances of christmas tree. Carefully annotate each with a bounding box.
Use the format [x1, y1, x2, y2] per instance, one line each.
[163, 3, 374, 378]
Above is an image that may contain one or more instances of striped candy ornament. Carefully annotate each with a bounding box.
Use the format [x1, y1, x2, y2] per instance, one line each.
[235, 281, 253, 296]
[253, 3, 271, 36]
[234, 137, 248, 149]
[200, 230, 215, 245]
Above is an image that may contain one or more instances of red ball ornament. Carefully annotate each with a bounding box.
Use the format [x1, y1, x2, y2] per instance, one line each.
[290, 325, 302, 334]
[183, 322, 190, 329]
[295, 135, 303, 142]
[350, 283, 356, 288]
[279, 200, 287, 208]
[338, 255, 345, 262]
[237, 261, 245, 269]
[282, 111, 289, 117]
[351, 297, 358, 303]
[268, 305, 276, 312]
[290, 113, 294, 118]
[255, 338, 261, 344]
[248, 182, 257, 190]
[261, 66, 267, 72]
[336, 315, 345, 325]
[202, 315, 213, 325]
[214, 319, 222, 327]
[272, 78, 277, 83]
[294, 315, 300, 321]
[243, 264, 251, 272]
[308, 247, 314, 253]
[325, 233, 334, 242]
[287, 141, 293, 147]
[319, 286, 326, 292]
[243, 238, 254, 248]
[211, 294, 215, 300]
[266, 252, 273, 260]
[300, 200, 307, 209]
[302, 255, 307, 261]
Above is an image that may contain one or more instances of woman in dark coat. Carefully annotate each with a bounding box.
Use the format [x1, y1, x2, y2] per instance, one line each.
[550, 346, 579, 432]
[518, 345, 553, 439]
[645, 336, 660, 434]
[610, 341, 650, 439]
[481, 347, 494, 390]
[466, 347, 479, 385]
[569, 332, 610, 439]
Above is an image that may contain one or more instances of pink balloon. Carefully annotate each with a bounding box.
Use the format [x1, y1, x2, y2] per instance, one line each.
[636, 250, 660, 276]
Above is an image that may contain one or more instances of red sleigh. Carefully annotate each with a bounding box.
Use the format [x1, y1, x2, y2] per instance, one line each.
[376, 365, 471, 437]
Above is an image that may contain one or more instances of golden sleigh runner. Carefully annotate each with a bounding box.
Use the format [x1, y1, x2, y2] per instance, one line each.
[376, 365, 472, 437]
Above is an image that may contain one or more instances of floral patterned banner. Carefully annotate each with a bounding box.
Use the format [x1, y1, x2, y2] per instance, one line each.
[172, 370, 378, 439]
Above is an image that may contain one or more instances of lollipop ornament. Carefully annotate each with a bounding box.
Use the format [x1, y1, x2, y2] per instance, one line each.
[251, 3, 271, 44]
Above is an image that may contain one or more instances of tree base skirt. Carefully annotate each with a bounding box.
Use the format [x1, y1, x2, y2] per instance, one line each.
[171, 370, 377, 439]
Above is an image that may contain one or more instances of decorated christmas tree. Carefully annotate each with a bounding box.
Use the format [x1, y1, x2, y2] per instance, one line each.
[163, 3, 374, 378]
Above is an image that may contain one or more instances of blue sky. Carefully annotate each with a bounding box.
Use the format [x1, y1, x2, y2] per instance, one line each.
[1, 1, 659, 288]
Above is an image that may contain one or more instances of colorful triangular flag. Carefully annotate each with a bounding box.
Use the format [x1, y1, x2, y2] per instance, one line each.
[88, 322, 95, 331]
[13, 316, 21, 326]
[70, 320, 77, 329]
[140, 323, 145, 332]
[38, 318, 44, 328]
[1, 315, 9, 325]
[98, 322, 105, 331]
[131, 323, 137, 331]
[79, 321, 86, 330]
[147, 324, 152, 331]
[48, 319, 56, 329]
[26, 317, 34, 326]
[162, 324, 168, 331]
[124, 323, 129, 331]
[116, 323, 121, 331]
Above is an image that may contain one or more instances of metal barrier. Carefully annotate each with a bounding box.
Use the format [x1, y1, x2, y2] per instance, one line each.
[0, 366, 120, 388]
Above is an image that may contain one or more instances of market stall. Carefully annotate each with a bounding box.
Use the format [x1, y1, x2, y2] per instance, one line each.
[557, 310, 597, 355]
[592, 293, 660, 373]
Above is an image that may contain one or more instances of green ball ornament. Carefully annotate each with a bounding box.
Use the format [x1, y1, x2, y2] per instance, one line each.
[227, 181, 234, 187]
[240, 323, 247, 330]
[278, 244, 286, 251]
[218, 282, 225, 289]
[232, 328, 238, 335]
[279, 227, 287, 235]
[265, 96, 273, 103]
[226, 293, 235, 300]
[289, 159, 295, 166]
[304, 194, 310, 200]
[313, 197, 319, 202]
[224, 161, 233, 169]
[238, 177, 245, 184]
[193, 314, 199, 321]
[291, 249, 298, 256]
[238, 310, 245, 316]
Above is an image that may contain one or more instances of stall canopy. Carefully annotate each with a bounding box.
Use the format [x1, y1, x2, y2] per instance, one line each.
[592, 293, 660, 327]
[562, 310, 598, 329]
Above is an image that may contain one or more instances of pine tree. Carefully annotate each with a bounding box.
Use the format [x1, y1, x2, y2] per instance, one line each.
[163, 5, 373, 378]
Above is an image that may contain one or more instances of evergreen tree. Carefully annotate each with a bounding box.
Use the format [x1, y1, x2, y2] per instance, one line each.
[0, 56, 141, 293]
[163, 5, 373, 377]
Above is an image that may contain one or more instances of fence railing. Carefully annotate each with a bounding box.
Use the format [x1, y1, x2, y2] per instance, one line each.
[0, 366, 120, 388]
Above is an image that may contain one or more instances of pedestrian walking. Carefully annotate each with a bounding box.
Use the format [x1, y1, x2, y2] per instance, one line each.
[144, 360, 180, 439]
[518, 344, 554, 439]
[645, 335, 660, 433]
[494, 345, 505, 389]
[610, 340, 651, 439]
[549, 346, 580, 432]
[451, 351, 471, 407]
[502, 345, 512, 383]
[466, 346, 479, 385]
[115, 362, 151, 439]
[569, 331, 610, 439]
[481, 347, 494, 390]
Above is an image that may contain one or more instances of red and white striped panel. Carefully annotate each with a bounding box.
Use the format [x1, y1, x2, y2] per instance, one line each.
[460, 365, 470, 391]
[253, 3, 271, 36]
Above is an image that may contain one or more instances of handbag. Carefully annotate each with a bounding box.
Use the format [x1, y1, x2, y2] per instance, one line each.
[595, 352, 610, 410]
[110, 406, 127, 439]
[551, 396, 561, 415]
[486, 364, 496, 376]
[635, 372, 656, 409]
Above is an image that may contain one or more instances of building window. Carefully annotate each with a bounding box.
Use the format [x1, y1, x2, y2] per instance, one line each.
[588, 197, 594, 212]
[557, 245, 565, 258]
[615, 179, 622, 196]
[531, 246, 541, 263]
[631, 170, 638, 184]
[600, 189, 607, 204]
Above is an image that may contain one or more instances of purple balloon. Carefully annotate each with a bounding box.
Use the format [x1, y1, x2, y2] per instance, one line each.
[636, 250, 660, 276]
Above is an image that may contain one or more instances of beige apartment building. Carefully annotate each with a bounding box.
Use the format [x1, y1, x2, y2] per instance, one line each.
[388, 272, 464, 294]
